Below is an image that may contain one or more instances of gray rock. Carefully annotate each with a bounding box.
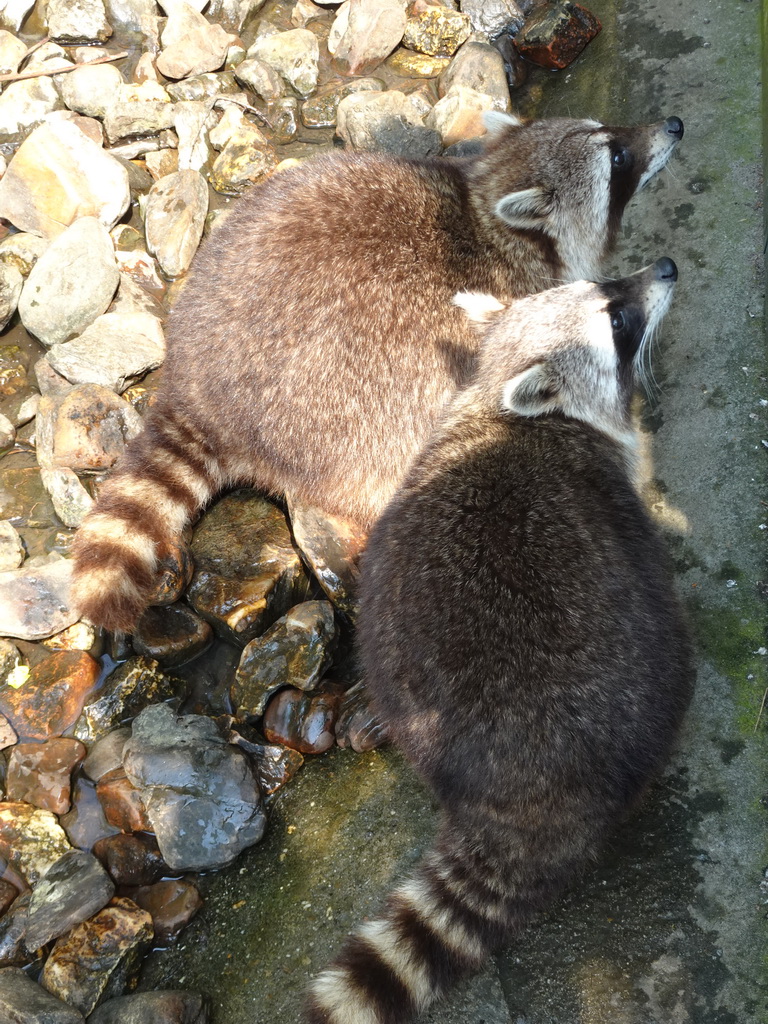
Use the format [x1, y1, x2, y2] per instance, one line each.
[166, 71, 239, 102]
[336, 89, 442, 157]
[144, 169, 208, 278]
[0, 75, 64, 137]
[0, 411, 13, 449]
[156, 1, 233, 79]
[123, 703, 267, 872]
[18, 217, 119, 347]
[45, 311, 165, 393]
[102, 0, 157, 32]
[0, 554, 77, 641]
[174, 101, 217, 172]
[0, 967, 85, 1024]
[47, 0, 113, 43]
[103, 100, 176, 145]
[329, 0, 407, 76]
[0, 637, 23, 685]
[208, 0, 267, 32]
[0, 521, 24, 571]
[248, 28, 319, 97]
[439, 38, 511, 111]
[58, 63, 124, 119]
[0, 893, 35, 968]
[0, 262, 22, 331]
[25, 850, 115, 950]
[300, 75, 382, 128]
[39, 467, 94, 527]
[460, 0, 525, 38]
[425, 83, 495, 146]
[81, 727, 131, 783]
[233, 57, 284, 100]
[73, 657, 180, 743]
[87, 990, 209, 1024]
[0, 1, 35, 32]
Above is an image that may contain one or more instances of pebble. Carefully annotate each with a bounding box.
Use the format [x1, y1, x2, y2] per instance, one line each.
[45, 311, 165, 394]
[0, 555, 78, 642]
[425, 83, 495, 146]
[59, 777, 121, 851]
[123, 703, 267, 871]
[132, 604, 213, 667]
[209, 117, 278, 194]
[92, 833, 168, 887]
[41, 896, 154, 1017]
[460, 0, 525, 37]
[300, 76, 382, 127]
[0, 262, 22, 332]
[0, 803, 72, 885]
[24, 849, 115, 950]
[403, 6, 471, 56]
[335, 89, 441, 157]
[18, 217, 119, 348]
[330, 0, 407, 77]
[35, 395, 95, 528]
[58, 63, 124, 119]
[96, 767, 152, 832]
[87, 989, 210, 1024]
[47, 0, 113, 43]
[248, 28, 320, 97]
[156, 0, 233, 79]
[0, 713, 17, 750]
[82, 727, 131, 783]
[334, 681, 389, 752]
[233, 57, 285, 101]
[145, 148, 180, 180]
[0, 648, 100, 739]
[0, 967, 85, 1024]
[228, 734, 304, 798]
[232, 601, 338, 720]
[166, 70, 238, 102]
[0, 30, 24, 74]
[73, 656, 178, 743]
[0, 75, 64, 138]
[145, 170, 209, 279]
[130, 878, 202, 944]
[514, 0, 601, 70]
[288, 501, 366, 617]
[439, 38, 512, 111]
[6, 738, 87, 815]
[51, 384, 143, 472]
[0, 411, 13, 449]
[262, 688, 339, 754]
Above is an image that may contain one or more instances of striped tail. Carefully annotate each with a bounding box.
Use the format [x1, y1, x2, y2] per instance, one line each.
[305, 820, 548, 1024]
[70, 413, 222, 633]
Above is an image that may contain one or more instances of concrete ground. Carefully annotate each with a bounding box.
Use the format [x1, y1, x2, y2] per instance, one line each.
[140, 1, 768, 1021]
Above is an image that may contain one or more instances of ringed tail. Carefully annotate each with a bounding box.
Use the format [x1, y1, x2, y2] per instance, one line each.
[70, 413, 222, 633]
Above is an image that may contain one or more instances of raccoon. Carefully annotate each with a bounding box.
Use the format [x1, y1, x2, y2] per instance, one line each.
[306, 260, 695, 1024]
[71, 113, 684, 632]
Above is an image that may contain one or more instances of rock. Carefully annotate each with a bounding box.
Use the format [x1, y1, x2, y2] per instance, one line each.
[132, 604, 213, 668]
[144, 148, 180, 180]
[174, 101, 217, 172]
[114, 248, 165, 292]
[386, 48, 450, 76]
[122, 703, 267, 871]
[334, 681, 389, 752]
[248, 29, 319, 97]
[460, 0, 525, 37]
[18, 217, 119, 347]
[300, 76, 382, 128]
[0, 967, 85, 1024]
[232, 601, 338, 720]
[0, 555, 78, 642]
[492, 30, 529, 88]
[233, 57, 284, 100]
[288, 502, 366, 617]
[102, 0, 157, 32]
[209, 117, 278, 194]
[0, 263, 22, 332]
[45, 311, 165, 393]
[130, 878, 202, 944]
[335, 89, 441, 157]
[0, 30, 24, 74]
[57, 63, 124, 119]
[96, 767, 151, 832]
[0, 120, 130, 238]
[0, 76, 63, 138]
[2, 390, 38, 429]
[51, 384, 143, 472]
[41, 896, 153, 1016]
[0, 880, 18, 917]
[34, 359, 74, 398]
[0, 411, 13, 449]
[228, 734, 304, 797]
[87, 990, 209, 1024]
[145, 170, 209, 279]
[82, 727, 131, 782]
[403, 6, 470, 56]
[103, 100, 176, 145]
[58, 780, 117, 856]
[0, 713, 16, 750]
[267, 96, 299, 143]
[0, 232, 48, 276]
[6, 738, 87, 815]
[514, 0, 601, 70]
[24, 850, 115, 950]
[188, 491, 309, 645]
[92, 833, 168, 887]
[73, 656, 179, 743]
[424, 83, 495, 145]
[156, 1, 233, 79]
[0, 649, 100, 739]
[262, 687, 338, 754]
[0, 345, 28, 397]
[0, 1, 35, 32]
[35, 394, 95, 528]
[0, 893, 34, 968]
[0, 636, 23, 679]
[47, 0, 112, 43]
[439, 38, 512, 110]
[166, 70, 239, 102]
[0, 803, 72, 885]
[0, 521, 22, 572]
[330, 0, 407, 76]
[41, 621, 98, 653]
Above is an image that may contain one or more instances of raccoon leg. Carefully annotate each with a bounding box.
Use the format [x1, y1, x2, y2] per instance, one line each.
[70, 410, 223, 633]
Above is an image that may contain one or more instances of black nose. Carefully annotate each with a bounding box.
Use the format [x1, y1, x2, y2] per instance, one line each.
[664, 116, 684, 139]
[654, 257, 678, 282]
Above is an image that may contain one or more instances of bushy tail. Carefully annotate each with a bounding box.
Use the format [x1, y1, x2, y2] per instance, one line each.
[305, 819, 564, 1024]
[71, 413, 222, 633]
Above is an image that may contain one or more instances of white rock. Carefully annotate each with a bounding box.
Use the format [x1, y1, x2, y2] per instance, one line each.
[248, 29, 319, 98]
[58, 63, 124, 119]
[103, 0, 158, 31]
[157, 1, 234, 79]
[336, 89, 441, 157]
[208, 0, 267, 32]
[438, 39, 511, 111]
[103, 99, 176, 145]
[46, 311, 165, 393]
[0, 28, 25, 74]
[0, 261, 22, 331]
[233, 57, 285, 100]
[424, 84, 495, 146]
[0, 119, 131, 238]
[0, 76, 64, 137]
[18, 217, 119, 347]
[0, 232, 49, 275]
[0, 520, 23, 571]
[47, 0, 113, 43]
[0, 553, 77, 641]
[0, 0, 34, 32]
[330, 0, 407, 76]
[174, 100, 217, 171]
[0, 411, 13, 449]
[40, 467, 94, 527]
[145, 169, 209, 278]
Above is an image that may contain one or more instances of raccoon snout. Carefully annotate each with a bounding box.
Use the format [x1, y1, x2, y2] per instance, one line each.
[654, 257, 678, 282]
[664, 116, 684, 139]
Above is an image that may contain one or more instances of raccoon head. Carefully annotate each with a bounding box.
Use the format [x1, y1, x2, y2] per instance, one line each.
[454, 258, 678, 449]
[472, 113, 684, 281]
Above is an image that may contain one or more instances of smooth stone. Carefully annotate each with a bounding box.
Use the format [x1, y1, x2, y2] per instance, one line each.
[156, 2, 233, 79]
[227, 734, 304, 798]
[330, 0, 407, 76]
[130, 878, 202, 944]
[6, 738, 87, 815]
[52, 384, 142, 472]
[492, 30, 529, 89]
[2, 390, 39, 430]
[166, 70, 239, 102]
[95, 767, 151, 832]
[0, 649, 100, 738]
[102, 0, 157, 31]
[335, 89, 441, 156]
[233, 57, 284, 100]
[334, 681, 389, 752]
[0, 803, 72, 885]
[0, 967, 85, 1024]
[232, 600, 338, 720]
[300, 76, 382, 128]
[262, 687, 338, 754]
[73, 656, 179, 743]
[87, 990, 209, 1024]
[18, 217, 119, 347]
[0, 411, 13, 448]
[0, 1, 35, 32]
[0, 894, 34, 968]
[47, 0, 112, 43]
[103, 100, 175, 145]
[41, 896, 153, 1016]
[208, 118, 278, 194]
[132, 604, 213, 668]
[288, 501, 366, 617]
[266, 96, 299, 143]
[0, 76, 63, 138]
[0, 30, 24, 75]
[0, 712, 17, 750]
[248, 28, 319, 97]
[403, 6, 470, 56]
[439, 38, 512, 110]
[38, 467, 94, 528]
[58, 64, 124, 119]
[174, 101, 217, 172]
[424, 83, 495, 145]
[82, 727, 131, 783]
[386, 47, 450, 77]
[145, 169, 209, 279]
[144, 148, 180, 180]
[59, 777, 121, 851]
[45, 311, 165, 393]
[460, 0, 525, 37]
[0, 263, 22, 332]
[0, 555, 78, 641]
[41, 621, 98, 653]
[122, 703, 267, 871]
[24, 850, 115, 950]
[0, 232, 49, 276]
[92, 833, 168, 887]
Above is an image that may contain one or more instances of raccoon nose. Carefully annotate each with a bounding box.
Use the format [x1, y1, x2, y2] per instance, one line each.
[664, 116, 684, 139]
[654, 257, 678, 281]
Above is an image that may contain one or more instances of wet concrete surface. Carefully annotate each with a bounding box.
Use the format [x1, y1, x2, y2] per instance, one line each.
[139, 1, 767, 1021]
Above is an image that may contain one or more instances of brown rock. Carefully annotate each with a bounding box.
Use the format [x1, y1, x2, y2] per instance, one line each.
[6, 739, 87, 815]
[0, 713, 16, 751]
[262, 687, 339, 754]
[229, 735, 304, 797]
[73, 657, 180, 744]
[157, 2, 233, 79]
[52, 385, 143, 473]
[514, 0, 601, 70]
[96, 767, 151, 832]
[331, 0, 407, 77]
[288, 501, 366, 618]
[130, 878, 202, 944]
[0, 651, 101, 742]
[59, 777, 121, 852]
[0, 880, 18, 918]
[92, 834, 168, 887]
[133, 604, 213, 667]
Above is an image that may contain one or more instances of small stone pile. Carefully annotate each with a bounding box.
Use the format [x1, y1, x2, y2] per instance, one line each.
[0, 0, 601, 1019]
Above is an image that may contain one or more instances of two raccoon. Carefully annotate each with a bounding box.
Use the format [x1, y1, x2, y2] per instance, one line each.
[71, 111, 683, 632]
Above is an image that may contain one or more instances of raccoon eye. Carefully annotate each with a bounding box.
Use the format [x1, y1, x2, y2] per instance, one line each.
[611, 310, 627, 332]
[611, 147, 632, 170]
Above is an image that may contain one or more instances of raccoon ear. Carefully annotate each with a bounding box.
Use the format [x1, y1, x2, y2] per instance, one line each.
[453, 290, 507, 326]
[502, 363, 562, 418]
[494, 187, 554, 229]
[483, 110, 524, 135]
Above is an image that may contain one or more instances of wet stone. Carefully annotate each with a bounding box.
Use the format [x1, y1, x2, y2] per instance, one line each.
[47, 0, 113, 43]
[24, 850, 115, 951]
[41, 896, 153, 1017]
[0, 650, 100, 739]
[0, 714, 17, 751]
[403, 7, 470, 56]
[460, 0, 525, 37]
[439, 38, 512, 109]
[59, 777, 121, 852]
[425, 83, 494, 145]
[6, 738, 87, 815]
[0, 893, 34, 968]
[228, 735, 304, 798]
[514, 0, 601, 70]
[334, 681, 390, 752]
[386, 47, 451, 77]
[209, 116, 279, 195]
[96, 767, 151, 833]
[0, 803, 72, 886]
[73, 656, 180, 744]
[82, 727, 131, 783]
[166, 71, 239, 102]
[289, 501, 366, 617]
[52, 385, 142, 473]
[188, 491, 309, 646]
[300, 76, 382, 127]
[122, 703, 267, 871]
[92, 833, 168, 887]
[130, 878, 202, 944]
[103, 100, 175, 145]
[248, 28, 319, 97]
[0, 521, 24, 571]
[0, 966, 85, 1024]
[336, 89, 441, 156]
[0, 263, 22, 333]
[232, 601, 337, 721]
[267, 97, 300, 143]
[87, 990, 209, 1024]
[233, 58, 285, 101]
[0, 346, 28, 398]
[330, 0, 407, 77]
[42, 621, 98, 653]
[132, 604, 212, 668]
[156, 1, 233, 80]
[262, 687, 339, 754]
[0, 879, 18, 917]
[145, 170, 209, 280]
[0, 464, 57, 528]
[0, 233, 49, 277]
